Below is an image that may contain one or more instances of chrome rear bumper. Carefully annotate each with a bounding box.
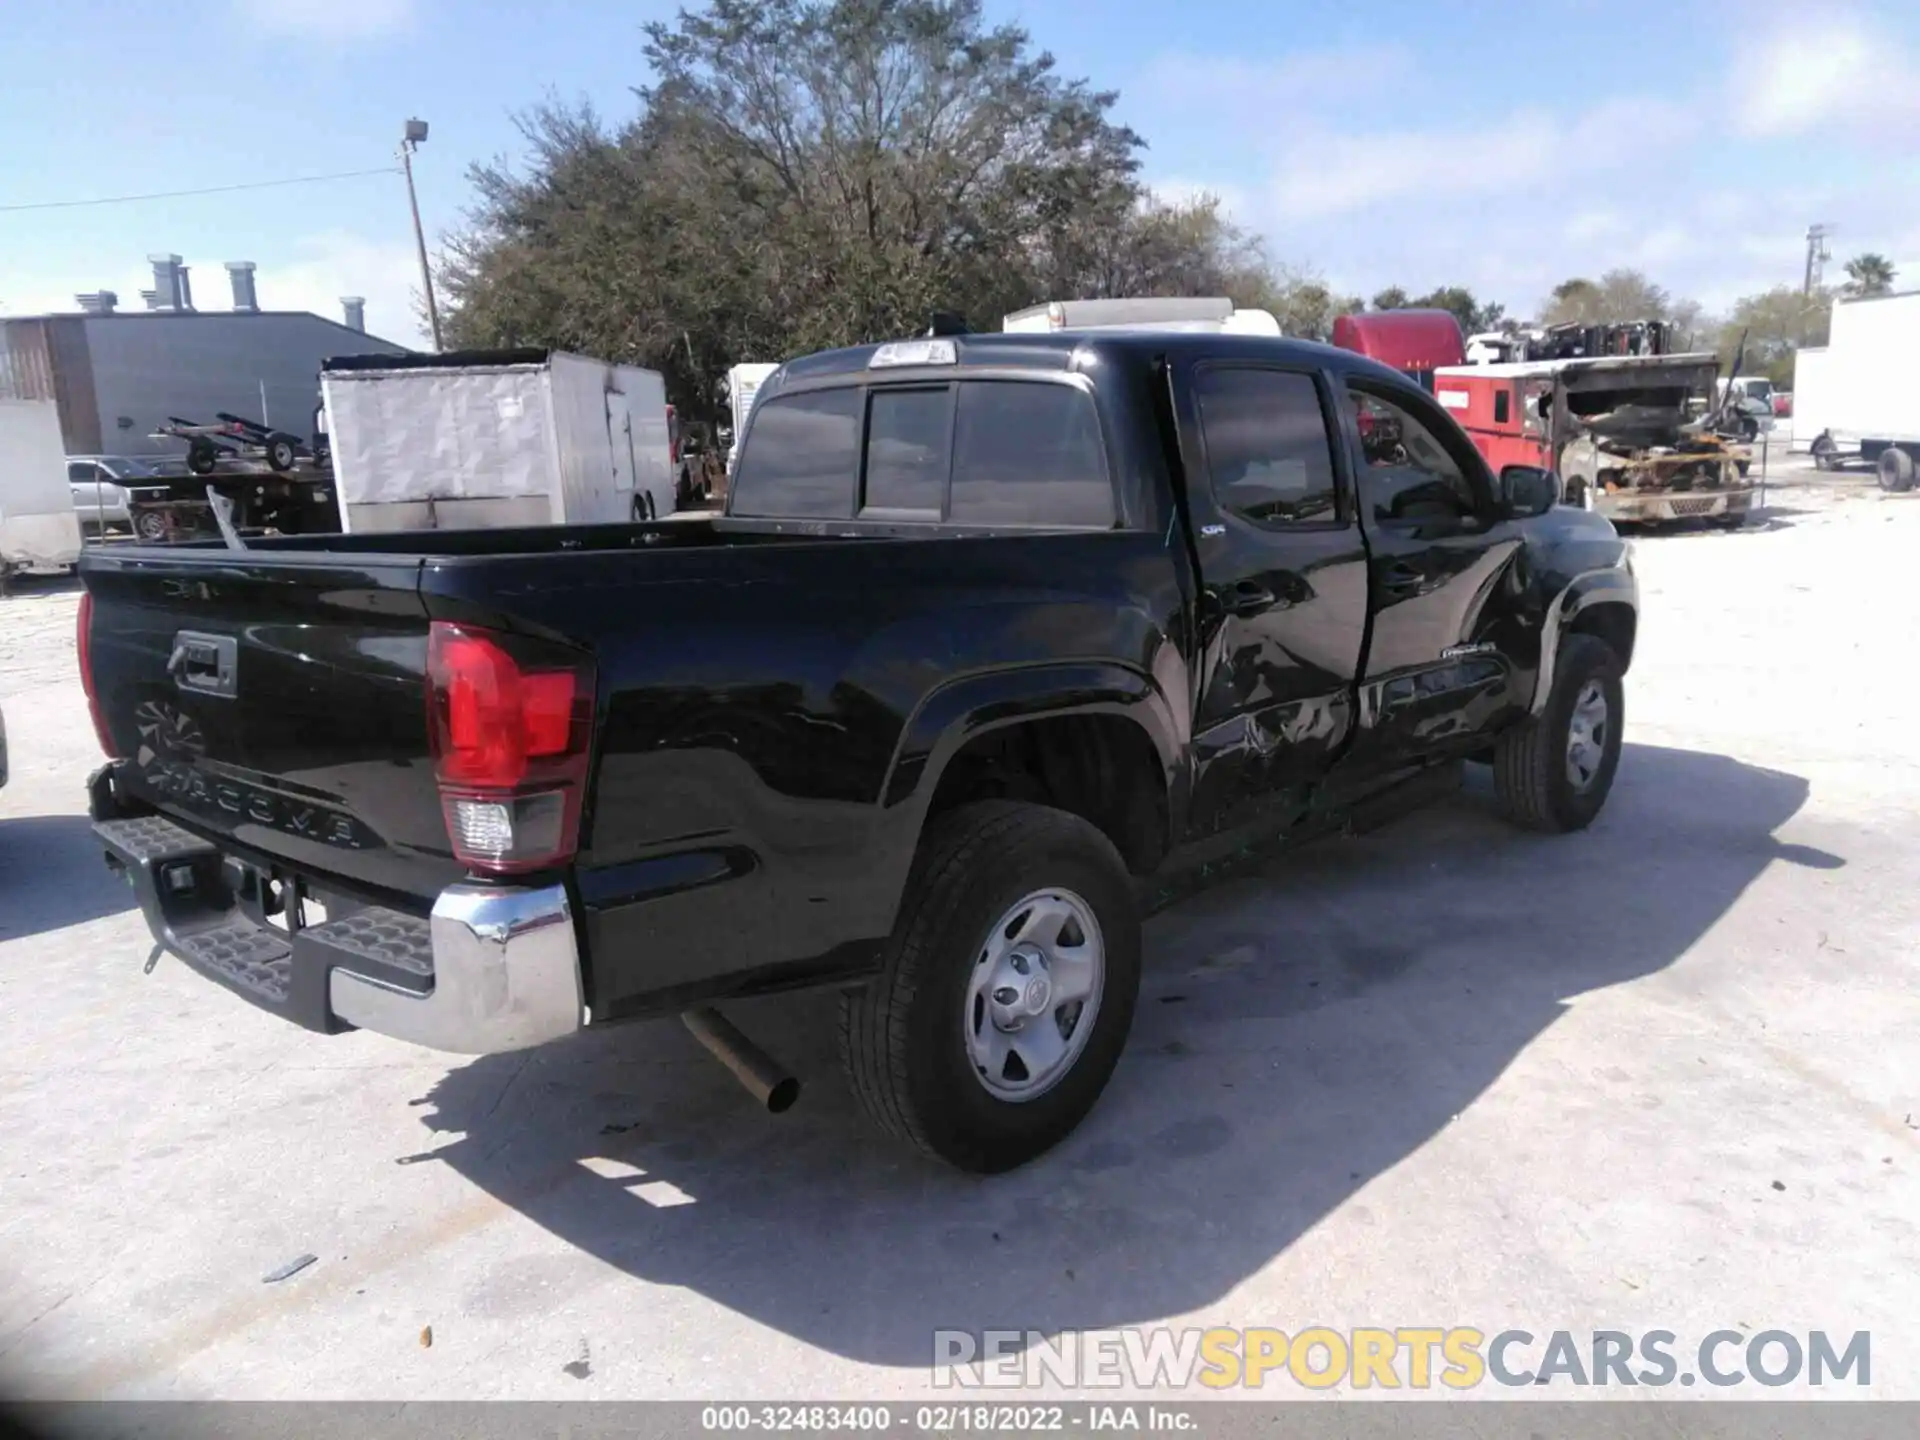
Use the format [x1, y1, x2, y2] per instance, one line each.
[329, 884, 585, 1054]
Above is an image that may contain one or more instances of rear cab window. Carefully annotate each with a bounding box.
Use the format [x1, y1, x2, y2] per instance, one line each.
[729, 377, 1114, 528]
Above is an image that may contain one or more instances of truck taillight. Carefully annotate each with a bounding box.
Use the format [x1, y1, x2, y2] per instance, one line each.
[77, 590, 119, 758]
[426, 622, 594, 876]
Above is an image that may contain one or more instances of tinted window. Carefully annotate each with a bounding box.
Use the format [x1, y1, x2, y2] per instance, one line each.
[863, 387, 951, 514]
[1493, 389, 1511, 424]
[729, 388, 862, 518]
[68, 462, 97, 482]
[949, 382, 1112, 527]
[1193, 368, 1340, 526]
[1346, 385, 1480, 523]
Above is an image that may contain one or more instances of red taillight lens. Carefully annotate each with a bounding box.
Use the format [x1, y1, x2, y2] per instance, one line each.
[77, 590, 120, 758]
[426, 622, 594, 875]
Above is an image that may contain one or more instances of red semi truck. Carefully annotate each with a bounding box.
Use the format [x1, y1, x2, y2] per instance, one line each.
[1329, 309, 1466, 391]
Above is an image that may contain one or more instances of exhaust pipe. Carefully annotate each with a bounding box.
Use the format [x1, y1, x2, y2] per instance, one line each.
[681, 1007, 800, 1114]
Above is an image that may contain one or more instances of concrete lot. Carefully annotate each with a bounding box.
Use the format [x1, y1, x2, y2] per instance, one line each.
[2, 459, 1916, 1400]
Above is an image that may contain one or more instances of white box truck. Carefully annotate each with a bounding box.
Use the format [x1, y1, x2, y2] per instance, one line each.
[319, 349, 675, 533]
[1799, 290, 1920, 490]
[1002, 297, 1283, 335]
[725, 362, 780, 480]
[0, 397, 82, 577]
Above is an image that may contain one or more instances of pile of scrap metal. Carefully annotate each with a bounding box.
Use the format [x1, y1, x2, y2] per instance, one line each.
[1549, 351, 1757, 526]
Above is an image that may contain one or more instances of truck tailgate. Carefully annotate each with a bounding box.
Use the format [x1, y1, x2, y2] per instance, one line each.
[81, 548, 462, 905]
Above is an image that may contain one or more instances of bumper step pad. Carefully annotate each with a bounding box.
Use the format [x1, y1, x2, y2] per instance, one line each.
[93, 812, 423, 1032]
[96, 813, 215, 867]
[176, 917, 293, 1003]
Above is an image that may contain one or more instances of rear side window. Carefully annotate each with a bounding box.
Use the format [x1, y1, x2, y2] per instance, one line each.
[1193, 367, 1342, 526]
[862, 387, 952, 515]
[949, 382, 1112, 527]
[729, 388, 862, 518]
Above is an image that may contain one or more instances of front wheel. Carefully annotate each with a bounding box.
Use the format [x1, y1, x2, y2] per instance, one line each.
[840, 800, 1141, 1172]
[1492, 633, 1625, 833]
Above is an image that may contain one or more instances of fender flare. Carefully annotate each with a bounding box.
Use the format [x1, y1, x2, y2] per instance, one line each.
[881, 660, 1184, 812]
[1531, 566, 1639, 713]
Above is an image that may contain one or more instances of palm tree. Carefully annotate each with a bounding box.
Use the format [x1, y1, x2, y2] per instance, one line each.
[1842, 253, 1897, 298]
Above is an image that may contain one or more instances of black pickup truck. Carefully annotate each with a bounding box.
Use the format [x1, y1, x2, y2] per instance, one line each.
[79, 330, 1639, 1172]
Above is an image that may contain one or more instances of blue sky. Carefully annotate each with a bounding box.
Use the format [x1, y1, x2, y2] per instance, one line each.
[4, 0, 1918, 346]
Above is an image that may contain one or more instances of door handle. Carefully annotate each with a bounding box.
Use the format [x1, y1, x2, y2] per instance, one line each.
[1222, 580, 1283, 616]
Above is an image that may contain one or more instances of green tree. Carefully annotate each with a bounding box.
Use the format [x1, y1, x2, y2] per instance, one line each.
[1369, 285, 1410, 311]
[1542, 277, 1602, 324]
[440, 0, 1215, 419]
[1717, 286, 1832, 387]
[1542, 268, 1669, 326]
[1408, 285, 1503, 335]
[1842, 252, 1897, 297]
[1254, 264, 1361, 341]
[1667, 297, 1715, 353]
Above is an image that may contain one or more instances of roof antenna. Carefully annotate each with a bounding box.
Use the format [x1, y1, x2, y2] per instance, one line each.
[926, 311, 969, 337]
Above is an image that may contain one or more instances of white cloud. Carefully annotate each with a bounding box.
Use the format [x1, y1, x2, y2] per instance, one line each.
[259, 230, 427, 346]
[1266, 92, 1699, 223]
[1736, 12, 1920, 137]
[1140, 48, 1417, 113]
[1147, 177, 1254, 219]
[1269, 111, 1560, 220]
[234, 0, 416, 40]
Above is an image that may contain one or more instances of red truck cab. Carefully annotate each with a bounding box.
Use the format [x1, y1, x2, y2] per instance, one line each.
[1331, 310, 1467, 391]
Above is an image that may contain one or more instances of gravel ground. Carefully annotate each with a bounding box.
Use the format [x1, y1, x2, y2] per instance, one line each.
[1, 461, 1916, 1402]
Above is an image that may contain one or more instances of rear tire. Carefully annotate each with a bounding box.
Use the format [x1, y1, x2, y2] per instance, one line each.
[840, 800, 1141, 1172]
[1878, 446, 1915, 493]
[1493, 633, 1624, 833]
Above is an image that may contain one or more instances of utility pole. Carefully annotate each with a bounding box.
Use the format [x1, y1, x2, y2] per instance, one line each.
[400, 118, 444, 351]
[1803, 223, 1833, 296]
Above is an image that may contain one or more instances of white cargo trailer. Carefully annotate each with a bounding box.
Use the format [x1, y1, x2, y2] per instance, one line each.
[0, 397, 82, 575]
[1799, 290, 1920, 490]
[1002, 297, 1283, 335]
[319, 349, 675, 533]
[725, 363, 779, 478]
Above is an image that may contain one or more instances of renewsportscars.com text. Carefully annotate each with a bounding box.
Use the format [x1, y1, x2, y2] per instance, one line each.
[932, 1327, 1871, 1391]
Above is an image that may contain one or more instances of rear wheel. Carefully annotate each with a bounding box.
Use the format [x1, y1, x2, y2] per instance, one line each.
[1878, 446, 1915, 493]
[840, 800, 1141, 1172]
[186, 442, 218, 476]
[1492, 633, 1624, 833]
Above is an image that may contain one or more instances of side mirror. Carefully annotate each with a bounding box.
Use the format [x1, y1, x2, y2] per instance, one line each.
[1500, 464, 1558, 518]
